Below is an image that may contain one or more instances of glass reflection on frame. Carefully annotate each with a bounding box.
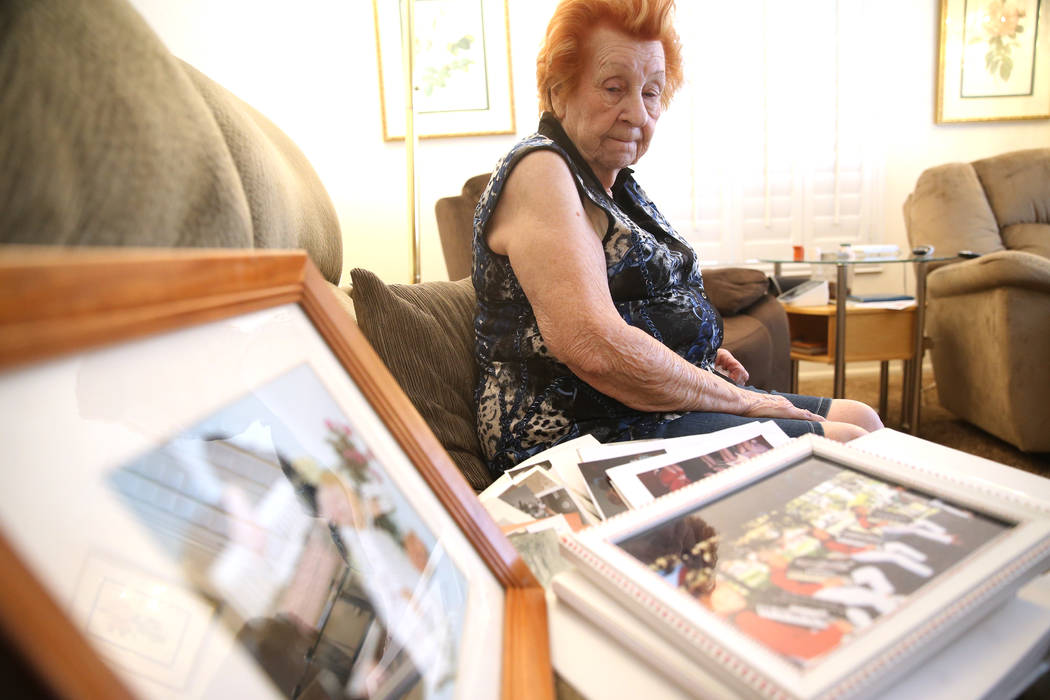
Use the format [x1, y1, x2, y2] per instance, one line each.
[108, 363, 467, 699]
[616, 456, 1010, 668]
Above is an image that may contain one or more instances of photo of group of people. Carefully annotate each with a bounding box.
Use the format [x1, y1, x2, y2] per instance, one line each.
[617, 456, 1009, 667]
[497, 466, 589, 529]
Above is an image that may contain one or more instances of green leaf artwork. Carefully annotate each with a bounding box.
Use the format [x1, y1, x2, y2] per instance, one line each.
[418, 34, 477, 96]
[968, 0, 1028, 81]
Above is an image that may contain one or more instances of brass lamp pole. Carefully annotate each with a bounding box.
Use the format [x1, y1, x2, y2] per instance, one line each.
[399, 0, 422, 283]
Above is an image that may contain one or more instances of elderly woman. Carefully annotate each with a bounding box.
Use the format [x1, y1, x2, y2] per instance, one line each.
[473, 0, 881, 475]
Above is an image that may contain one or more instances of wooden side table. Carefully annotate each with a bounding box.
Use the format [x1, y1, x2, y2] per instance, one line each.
[785, 303, 917, 427]
[765, 255, 953, 434]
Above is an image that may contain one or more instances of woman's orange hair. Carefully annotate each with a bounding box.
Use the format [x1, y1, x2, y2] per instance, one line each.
[537, 0, 683, 113]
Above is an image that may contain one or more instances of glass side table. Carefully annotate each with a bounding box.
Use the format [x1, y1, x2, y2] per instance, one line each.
[761, 255, 956, 434]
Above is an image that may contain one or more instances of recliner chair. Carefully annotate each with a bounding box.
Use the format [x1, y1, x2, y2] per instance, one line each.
[903, 148, 1050, 452]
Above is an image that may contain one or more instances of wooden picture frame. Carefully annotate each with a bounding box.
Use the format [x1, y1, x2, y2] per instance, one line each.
[936, 0, 1050, 122]
[373, 0, 516, 139]
[557, 434, 1050, 699]
[0, 247, 551, 700]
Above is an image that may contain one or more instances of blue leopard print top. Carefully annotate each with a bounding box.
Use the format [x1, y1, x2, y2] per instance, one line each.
[473, 113, 723, 475]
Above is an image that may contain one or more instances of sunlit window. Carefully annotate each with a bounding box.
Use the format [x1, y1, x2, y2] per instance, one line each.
[635, 0, 885, 264]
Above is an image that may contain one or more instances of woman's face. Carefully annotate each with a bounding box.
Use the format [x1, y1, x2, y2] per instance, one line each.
[552, 24, 665, 191]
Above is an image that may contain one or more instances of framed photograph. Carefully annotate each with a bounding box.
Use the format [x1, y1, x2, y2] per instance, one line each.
[557, 435, 1050, 699]
[606, 422, 790, 510]
[372, 0, 516, 140]
[936, 0, 1050, 122]
[0, 248, 551, 700]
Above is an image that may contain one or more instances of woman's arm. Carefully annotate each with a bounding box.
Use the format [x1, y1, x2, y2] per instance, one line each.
[485, 151, 819, 422]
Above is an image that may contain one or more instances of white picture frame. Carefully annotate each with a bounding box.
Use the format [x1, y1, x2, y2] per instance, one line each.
[557, 434, 1050, 699]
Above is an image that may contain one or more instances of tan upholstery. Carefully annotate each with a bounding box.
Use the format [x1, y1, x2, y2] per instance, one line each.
[0, 0, 342, 283]
[434, 174, 792, 392]
[903, 148, 1050, 452]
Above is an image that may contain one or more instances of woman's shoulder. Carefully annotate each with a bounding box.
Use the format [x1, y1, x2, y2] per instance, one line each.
[492, 132, 572, 180]
[479, 135, 582, 219]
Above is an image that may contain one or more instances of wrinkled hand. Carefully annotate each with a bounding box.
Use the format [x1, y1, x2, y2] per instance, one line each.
[740, 391, 825, 423]
[715, 348, 749, 385]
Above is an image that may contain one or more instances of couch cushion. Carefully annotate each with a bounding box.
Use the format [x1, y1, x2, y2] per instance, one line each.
[1001, 223, 1050, 260]
[0, 0, 342, 283]
[703, 267, 769, 315]
[349, 269, 490, 491]
[973, 148, 1050, 229]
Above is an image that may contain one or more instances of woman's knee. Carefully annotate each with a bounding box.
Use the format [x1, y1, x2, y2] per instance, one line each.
[821, 420, 869, 442]
[826, 399, 883, 432]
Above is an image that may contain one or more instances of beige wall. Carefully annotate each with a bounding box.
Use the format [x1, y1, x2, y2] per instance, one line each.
[131, 0, 1048, 286]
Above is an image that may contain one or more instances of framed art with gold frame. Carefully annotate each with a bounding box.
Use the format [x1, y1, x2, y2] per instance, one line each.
[936, 0, 1050, 122]
[0, 247, 551, 700]
[372, 0, 516, 140]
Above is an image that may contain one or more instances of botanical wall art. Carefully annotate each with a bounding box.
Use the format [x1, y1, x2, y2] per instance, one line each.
[937, 0, 1050, 121]
[373, 0, 515, 139]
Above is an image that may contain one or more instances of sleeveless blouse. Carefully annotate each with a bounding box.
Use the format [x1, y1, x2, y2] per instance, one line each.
[472, 114, 723, 475]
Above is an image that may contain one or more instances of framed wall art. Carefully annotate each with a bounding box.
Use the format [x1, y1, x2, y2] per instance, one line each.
[372, 0, 516, 140]
[937, 0, 1050, 122]
[0, 247, 551, 700]
[557, 434, 1050, 699]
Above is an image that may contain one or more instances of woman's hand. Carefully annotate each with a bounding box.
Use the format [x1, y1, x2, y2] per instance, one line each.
[739, 390, 825, 423]
[714, 348, 749, 385]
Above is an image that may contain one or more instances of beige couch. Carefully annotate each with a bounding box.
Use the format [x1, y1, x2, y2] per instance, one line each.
[0, 0, 342, 283]
[903, 148, 1050, 453]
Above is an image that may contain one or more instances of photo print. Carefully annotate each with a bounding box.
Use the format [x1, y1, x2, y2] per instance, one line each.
[616, 456, 1010, 667]
[108, 363, 468, 699]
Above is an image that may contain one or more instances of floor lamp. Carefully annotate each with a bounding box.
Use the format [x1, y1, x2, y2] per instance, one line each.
[400, 0, 422, 283]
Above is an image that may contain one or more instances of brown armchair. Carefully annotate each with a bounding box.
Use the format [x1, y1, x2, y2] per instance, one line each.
[435, 173, 792, 392]
[903, 148, 1050, 452]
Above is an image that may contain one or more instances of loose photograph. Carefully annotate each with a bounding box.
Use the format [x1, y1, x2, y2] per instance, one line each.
[608, 423, 789, 509]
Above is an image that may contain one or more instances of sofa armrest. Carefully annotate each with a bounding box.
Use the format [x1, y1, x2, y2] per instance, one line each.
[928, 250, 1050, 298]
[703, 267, 770, 315]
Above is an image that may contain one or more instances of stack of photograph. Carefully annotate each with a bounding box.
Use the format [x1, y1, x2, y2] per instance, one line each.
[548, 434, 1050, 699]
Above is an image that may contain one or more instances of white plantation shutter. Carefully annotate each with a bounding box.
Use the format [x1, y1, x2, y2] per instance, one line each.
[634, 0, 885, 264]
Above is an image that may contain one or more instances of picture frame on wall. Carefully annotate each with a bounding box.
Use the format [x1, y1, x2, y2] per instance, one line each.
[0, 248, 551, 700]
[557, 435, 1050, 699]
[372, 0, 516, 140]
[936, 0, 1050, 122]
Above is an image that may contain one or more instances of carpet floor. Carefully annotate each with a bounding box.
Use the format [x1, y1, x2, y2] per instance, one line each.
[799, 367, 1050, 478]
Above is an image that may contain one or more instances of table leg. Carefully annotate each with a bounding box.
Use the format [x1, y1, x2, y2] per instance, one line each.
[879, 361, 889, 421]
[900, 358, 914, 432]
[833, 263, 847, 398]
[791, 359, 799, 394]
[907, 260, 929, 434]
